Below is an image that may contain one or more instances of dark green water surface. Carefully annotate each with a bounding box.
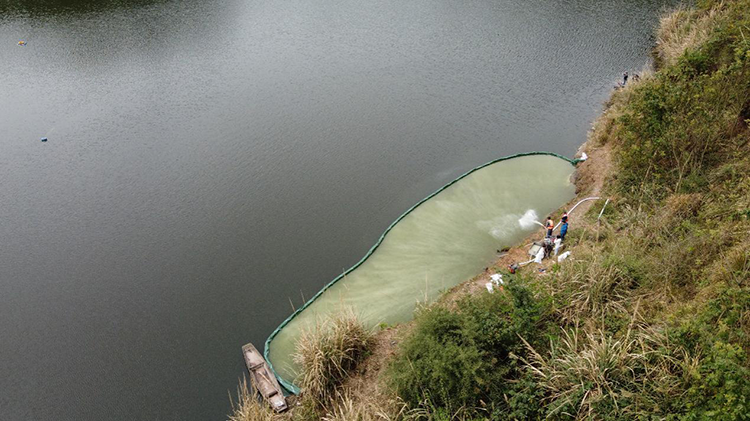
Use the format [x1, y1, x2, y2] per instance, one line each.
[1, 0, 672, 419]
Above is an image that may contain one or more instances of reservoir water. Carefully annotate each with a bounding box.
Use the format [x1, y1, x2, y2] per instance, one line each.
[1, 0, 672, 419]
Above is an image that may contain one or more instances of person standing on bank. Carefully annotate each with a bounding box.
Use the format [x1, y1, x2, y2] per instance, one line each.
[623, 71, 629, 86]
[560, 221, 569, 242]
[561, 211, 568, 224]
[554, 235, 562, 256]
[545, 216, 554, 238]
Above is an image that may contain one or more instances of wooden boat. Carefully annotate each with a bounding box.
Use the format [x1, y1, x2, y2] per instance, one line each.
[242, 342, 288, 412]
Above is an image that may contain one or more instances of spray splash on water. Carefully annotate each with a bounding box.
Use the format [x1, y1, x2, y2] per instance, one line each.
[477, 214, 519, 240]
[518, 209, 544, 229]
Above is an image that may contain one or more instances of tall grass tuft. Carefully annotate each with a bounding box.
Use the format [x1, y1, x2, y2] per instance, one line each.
[319, 391, 377, 421]
[520, 321, 688, 419]
[710, 243, 750, 286]
[318, 390, 476, 421]
[318, 391, 420, 421]
[555, 255, 633, 323]
[228, 377, 278, 421]
[545, 234, 646, 326]
[293, 308, 374, 408]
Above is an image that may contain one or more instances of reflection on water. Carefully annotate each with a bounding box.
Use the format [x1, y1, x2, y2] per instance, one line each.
[0, 0, 674, 419]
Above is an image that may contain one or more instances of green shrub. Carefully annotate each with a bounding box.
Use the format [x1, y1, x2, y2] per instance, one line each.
[498, 373, 545, 421]
[387, 281, 546, 415]
[677, 47, 715, 76]
[680, 342, 750, 420]
[674, 287, 750, 352]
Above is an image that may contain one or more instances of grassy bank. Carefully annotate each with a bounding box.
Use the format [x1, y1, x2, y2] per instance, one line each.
[230, 1, 750, 419]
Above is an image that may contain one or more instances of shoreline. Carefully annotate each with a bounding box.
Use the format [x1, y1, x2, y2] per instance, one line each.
[260, 92, 620, 417]
[233, 2, 750, 418]
[264, 152, 583, 393]
[333, 137, 614, 406]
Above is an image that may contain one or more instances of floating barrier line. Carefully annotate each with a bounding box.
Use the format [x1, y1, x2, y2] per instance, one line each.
[263, 151, 583, 394]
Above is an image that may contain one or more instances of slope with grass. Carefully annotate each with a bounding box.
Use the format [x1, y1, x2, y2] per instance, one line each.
[230, 1, 750, 419]
[382, 1, 750, 418]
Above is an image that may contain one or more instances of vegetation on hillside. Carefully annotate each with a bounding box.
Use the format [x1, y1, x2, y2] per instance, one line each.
[230, 1, 750, 419]
[387, 282, 549, 418]
[386, 1, 750, 418]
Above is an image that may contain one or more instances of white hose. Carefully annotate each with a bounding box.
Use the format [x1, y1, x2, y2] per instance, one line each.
[598, 198, 611, 220]
[553, 196, 600, 231]
[515, 196, 603, 267]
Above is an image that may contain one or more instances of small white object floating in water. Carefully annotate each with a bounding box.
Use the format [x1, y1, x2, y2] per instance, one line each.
[41, 137, 47, 142]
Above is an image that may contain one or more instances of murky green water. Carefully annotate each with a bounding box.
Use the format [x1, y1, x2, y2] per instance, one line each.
[268, 154, 575, 388]
[0, 0, 673, 419]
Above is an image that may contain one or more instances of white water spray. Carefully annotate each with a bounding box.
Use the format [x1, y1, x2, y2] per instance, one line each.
[518, 209, 544, 229]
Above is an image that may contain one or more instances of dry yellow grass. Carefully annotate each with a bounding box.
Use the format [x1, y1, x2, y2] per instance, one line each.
[655, 3, 725, 67]
[228, 377, 280, 421]
[319, 391, 416, 421]
[293, 308, 374, 408]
